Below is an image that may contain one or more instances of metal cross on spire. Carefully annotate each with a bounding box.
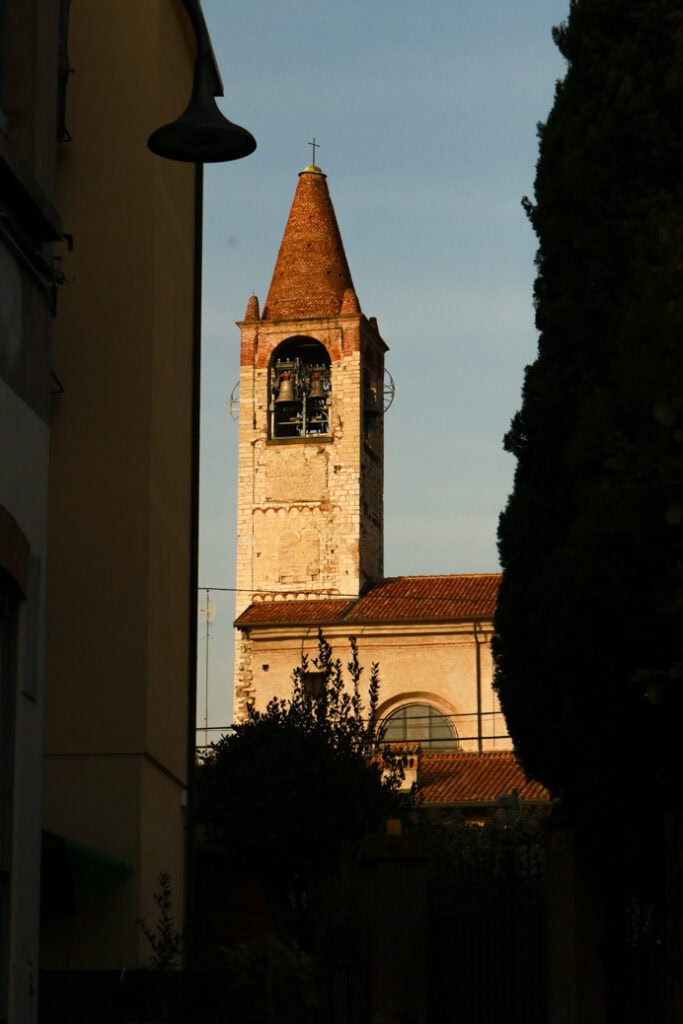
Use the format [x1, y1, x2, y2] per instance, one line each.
[308, 137, 320, 165]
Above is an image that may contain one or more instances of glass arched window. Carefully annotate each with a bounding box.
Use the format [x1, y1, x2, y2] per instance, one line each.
[269, 337, 331, 439]
[381, 703, 458, 750]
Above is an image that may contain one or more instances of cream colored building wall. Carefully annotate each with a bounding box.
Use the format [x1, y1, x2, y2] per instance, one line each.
[41, 756, 142, 968]
[236, 623, 510, 751]
[41, 754, 186, 969]
[43, 1, 197, 969]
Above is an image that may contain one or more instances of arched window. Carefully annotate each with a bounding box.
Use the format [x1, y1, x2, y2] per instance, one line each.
[381, 703, 458, 750]
[269, 337, 331, 439]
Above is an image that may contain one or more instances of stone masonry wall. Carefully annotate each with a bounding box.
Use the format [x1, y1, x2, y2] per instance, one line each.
[234, 309, 386, 711]
[235, 314, 385, 619]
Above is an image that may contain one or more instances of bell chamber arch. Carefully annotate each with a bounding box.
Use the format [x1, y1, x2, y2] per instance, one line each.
[269, 337, 331, 439]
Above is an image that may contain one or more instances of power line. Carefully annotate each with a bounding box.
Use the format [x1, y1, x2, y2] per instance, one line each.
[195, 709, 504, 732]
[195, 733, 510, 750]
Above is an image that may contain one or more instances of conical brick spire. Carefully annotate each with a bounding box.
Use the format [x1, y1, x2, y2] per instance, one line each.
[262, 166, 358, 320]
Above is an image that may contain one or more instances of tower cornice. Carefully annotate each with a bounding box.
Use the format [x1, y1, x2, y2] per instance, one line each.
[236, 313, 388, 353]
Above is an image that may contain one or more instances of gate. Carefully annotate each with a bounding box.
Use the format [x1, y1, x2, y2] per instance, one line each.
[427, 828, 546, 1024]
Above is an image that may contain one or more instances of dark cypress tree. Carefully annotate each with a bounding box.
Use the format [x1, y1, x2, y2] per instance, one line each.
[494, 0, 683, 824]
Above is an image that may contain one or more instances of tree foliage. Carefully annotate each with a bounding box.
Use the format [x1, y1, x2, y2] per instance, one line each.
[196, 633, 408, 926]
[137, 872, 184, 971]
[494, 0, 683, 821]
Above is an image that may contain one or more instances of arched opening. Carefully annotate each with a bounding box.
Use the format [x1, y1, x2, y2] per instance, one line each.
[269, 337, 331, 439]
[381, 702, 459, 750]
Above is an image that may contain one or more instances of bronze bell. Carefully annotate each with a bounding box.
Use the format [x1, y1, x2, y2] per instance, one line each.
[308, 373, 327, 400]
[276, 373, 296, 403]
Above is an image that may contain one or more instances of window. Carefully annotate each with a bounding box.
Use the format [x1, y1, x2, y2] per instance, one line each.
[302, 672, 325, 699]
[381, 703, 458, 750]
[270, 337, 330, 439]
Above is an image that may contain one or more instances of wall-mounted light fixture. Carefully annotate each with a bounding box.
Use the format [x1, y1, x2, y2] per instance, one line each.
[148, 0, 256, 163]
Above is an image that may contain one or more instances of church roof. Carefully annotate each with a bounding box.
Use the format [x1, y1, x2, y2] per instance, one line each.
[416, 751, 550, 807]
[234, 573, 501, 628]
[262, 166, 358, 321]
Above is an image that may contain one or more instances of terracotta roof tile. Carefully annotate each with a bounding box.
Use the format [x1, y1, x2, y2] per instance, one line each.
[416, 751, 550, 806]
[262, 167, 357, 321]
[348, 574, 500, 623]
[234, 574, 501, 629]
[234, 599, 354, 628]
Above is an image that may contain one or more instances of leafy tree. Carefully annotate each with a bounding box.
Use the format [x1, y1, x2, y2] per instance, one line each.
[137, 872, 184, 970]
[494, 0, 683, 826]
[196, 633, 409, 943]
[405, 807, 548, 896]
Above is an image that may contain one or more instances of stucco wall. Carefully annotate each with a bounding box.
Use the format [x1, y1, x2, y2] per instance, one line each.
[42, 0, 197, 969]
[236, 623, 509, 752]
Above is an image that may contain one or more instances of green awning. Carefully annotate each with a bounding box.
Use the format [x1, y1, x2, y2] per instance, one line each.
[41, 830, 131, 917]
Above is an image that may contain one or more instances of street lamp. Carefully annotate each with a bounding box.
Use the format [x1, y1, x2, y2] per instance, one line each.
[148, 0, 256, 163]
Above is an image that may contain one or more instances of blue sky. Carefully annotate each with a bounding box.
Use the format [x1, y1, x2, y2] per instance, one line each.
[196, 0, 569, 735]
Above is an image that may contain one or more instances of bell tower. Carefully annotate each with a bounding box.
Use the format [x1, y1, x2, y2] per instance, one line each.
[234, 165, 387, 620]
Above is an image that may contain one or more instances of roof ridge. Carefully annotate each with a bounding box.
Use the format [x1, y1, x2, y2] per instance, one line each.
[420, 750, 517, 758]
[385, 572, 502, 581]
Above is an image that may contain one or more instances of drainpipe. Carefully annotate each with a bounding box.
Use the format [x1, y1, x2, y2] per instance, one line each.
[184, 161, 203, 969]
[474, 620, 483, 754]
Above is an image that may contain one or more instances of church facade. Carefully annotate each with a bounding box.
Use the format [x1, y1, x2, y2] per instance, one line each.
[233, 165, 509, 754]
